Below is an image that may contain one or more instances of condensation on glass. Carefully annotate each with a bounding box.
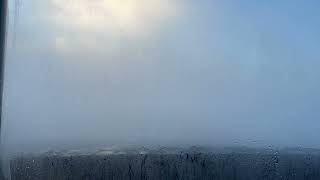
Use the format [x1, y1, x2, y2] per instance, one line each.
[1, 0, 320, 180]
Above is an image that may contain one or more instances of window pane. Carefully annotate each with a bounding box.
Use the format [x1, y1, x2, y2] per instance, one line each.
[1, 0, 320, 179]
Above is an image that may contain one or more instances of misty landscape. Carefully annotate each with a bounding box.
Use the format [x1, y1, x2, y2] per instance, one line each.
[1, 0, 320, 179]
[1, 146, 320, 180]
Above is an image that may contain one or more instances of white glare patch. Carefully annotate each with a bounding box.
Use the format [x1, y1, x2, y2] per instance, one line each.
[51, 0, 181, 37]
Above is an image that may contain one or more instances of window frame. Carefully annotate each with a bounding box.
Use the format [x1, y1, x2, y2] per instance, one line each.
[0, 0, 8, 129]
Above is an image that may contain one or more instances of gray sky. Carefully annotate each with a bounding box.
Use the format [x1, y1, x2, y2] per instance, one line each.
[2, 0, 320, 152]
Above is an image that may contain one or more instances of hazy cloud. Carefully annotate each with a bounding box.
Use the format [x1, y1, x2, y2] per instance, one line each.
[2, 0, 320, 153]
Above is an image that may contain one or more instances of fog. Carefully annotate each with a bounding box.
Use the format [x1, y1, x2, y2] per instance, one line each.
[1, 0, 320, 153]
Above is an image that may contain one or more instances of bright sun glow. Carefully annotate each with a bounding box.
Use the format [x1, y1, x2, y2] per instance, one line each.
[52, 0, 180, 36]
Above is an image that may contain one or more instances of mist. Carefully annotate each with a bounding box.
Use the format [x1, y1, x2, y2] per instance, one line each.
[1, 0, 320, 153]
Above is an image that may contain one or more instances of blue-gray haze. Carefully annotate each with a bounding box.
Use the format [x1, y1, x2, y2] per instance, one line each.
[1, 0, 320, 153]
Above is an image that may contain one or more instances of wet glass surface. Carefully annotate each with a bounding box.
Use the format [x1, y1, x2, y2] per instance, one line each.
[1, 0, 320, 179]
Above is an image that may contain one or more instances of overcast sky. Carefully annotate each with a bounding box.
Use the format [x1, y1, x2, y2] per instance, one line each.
[1, 0, 320, 152]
